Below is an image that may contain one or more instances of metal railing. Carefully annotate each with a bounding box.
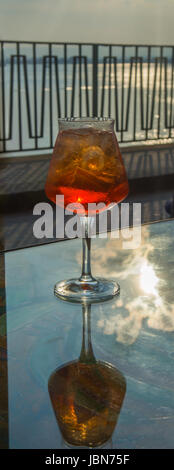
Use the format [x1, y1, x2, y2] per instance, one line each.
[0, 41, 174, 153]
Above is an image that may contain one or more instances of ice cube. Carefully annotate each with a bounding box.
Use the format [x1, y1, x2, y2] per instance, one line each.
[72, 167, 115, 192]
[81, 146, 105, 172]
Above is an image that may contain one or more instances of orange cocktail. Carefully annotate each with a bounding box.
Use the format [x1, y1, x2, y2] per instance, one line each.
[45, 126, 128, 214]
[45, 118, 129, 302]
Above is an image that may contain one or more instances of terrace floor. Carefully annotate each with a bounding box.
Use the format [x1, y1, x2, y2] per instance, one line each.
[0, 143, 174, 251]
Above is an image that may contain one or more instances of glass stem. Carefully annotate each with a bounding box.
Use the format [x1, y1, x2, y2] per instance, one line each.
[79, 216, 95, 283]
[79, 303, 96, 363]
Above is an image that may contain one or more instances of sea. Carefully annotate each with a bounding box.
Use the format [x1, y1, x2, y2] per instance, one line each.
[0, 43, 174, 154]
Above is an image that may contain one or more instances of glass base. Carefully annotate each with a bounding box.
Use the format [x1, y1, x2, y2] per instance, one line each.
[54, 277, 120, 303]
[61, 436, 113, 449]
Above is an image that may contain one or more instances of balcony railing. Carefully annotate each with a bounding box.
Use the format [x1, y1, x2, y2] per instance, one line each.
[0, 41, 174, 153]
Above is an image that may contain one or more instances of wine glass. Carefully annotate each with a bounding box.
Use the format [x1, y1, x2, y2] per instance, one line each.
[45, 117, 129, 302]
[48, 300, 126, 448]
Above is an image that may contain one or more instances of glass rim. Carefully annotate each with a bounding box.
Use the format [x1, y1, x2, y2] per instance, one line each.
[58, 117, 114, 123]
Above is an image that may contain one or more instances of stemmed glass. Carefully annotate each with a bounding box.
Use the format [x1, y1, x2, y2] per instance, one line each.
[45, 117, 129, 302]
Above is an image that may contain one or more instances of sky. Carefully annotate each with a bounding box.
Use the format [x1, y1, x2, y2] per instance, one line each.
[0, 0, 174, 45]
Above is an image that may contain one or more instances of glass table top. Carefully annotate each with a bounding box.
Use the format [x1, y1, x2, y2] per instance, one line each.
[2, 219, 174, 449]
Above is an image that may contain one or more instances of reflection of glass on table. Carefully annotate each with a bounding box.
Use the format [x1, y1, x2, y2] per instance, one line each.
[48, 301, 126, 448]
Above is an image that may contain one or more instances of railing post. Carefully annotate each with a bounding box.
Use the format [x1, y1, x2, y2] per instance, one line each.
[92, 44, 98, 117]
